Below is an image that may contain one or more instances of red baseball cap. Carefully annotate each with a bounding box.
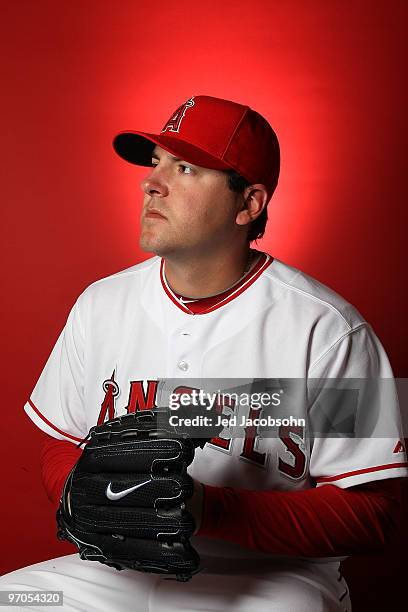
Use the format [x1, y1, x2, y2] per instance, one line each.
[113, 95, 280, 197]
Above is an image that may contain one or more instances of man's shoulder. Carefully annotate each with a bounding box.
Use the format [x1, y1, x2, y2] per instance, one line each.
[78, 256, 160, 304]
[264, 257, 366, 331]
[92, 256, 159, 284]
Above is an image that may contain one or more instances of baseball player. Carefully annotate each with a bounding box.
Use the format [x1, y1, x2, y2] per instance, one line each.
[1, 95, 407, 612]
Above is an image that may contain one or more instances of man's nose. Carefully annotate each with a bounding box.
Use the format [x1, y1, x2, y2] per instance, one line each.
[141, 166, 169, 197]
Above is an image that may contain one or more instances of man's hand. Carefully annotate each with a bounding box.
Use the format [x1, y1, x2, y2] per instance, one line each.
[56, 407, 225, 580]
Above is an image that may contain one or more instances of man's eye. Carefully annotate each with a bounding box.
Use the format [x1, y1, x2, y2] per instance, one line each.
[179, 164, 193, 174]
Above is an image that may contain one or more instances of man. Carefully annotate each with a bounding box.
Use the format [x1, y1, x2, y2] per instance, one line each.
[1, 95, 407, 611]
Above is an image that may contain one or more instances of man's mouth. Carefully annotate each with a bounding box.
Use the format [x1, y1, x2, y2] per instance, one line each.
[145, 208, 167, 220]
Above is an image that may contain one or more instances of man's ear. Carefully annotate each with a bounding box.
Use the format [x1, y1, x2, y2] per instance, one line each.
[235, 184, 269, 226]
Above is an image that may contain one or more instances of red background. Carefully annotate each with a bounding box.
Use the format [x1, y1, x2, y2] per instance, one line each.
[1, 1, 407, 608]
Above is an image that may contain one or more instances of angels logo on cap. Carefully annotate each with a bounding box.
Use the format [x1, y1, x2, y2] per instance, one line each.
[161, 97, 195, 134]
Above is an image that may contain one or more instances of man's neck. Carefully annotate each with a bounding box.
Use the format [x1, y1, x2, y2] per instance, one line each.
[163, 247, 252, 299]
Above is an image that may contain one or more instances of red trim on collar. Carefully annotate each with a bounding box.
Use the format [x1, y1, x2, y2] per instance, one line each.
[160, 252, 273, 315]
[160, 263, 192, 314]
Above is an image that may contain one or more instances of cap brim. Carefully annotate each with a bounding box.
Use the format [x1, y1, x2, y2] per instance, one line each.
[113, 131, 234, 173]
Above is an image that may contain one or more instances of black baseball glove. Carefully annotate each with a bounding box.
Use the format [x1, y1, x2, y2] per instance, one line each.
[56, 406, 224, 581]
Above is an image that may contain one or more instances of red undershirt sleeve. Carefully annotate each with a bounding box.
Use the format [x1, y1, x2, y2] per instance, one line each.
[39, 432, 403, 557]
[40, 434, 82, 509]
[197, 479, 403, 557]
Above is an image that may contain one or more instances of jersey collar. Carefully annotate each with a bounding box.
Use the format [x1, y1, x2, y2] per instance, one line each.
[160, 251, 273, 315]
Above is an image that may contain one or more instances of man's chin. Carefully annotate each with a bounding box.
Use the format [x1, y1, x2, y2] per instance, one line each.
[139, 236, 172, 257]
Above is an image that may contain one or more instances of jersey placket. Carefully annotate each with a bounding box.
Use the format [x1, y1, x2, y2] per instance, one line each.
[166, 321, 205, 379]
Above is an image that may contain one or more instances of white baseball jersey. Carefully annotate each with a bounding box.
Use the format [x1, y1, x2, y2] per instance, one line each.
[12, 251, 407, 610]
[24, 251, 407, 491]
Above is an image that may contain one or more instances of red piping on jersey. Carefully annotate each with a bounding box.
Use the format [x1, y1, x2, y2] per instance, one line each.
[161, 269, 191, 313]
[27, 398, 83, 443]
[315, 462, 408, 483]
[160, 252, 273, 315]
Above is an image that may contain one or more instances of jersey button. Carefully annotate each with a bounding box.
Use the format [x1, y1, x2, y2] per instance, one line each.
[177, 360, 189, 372]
